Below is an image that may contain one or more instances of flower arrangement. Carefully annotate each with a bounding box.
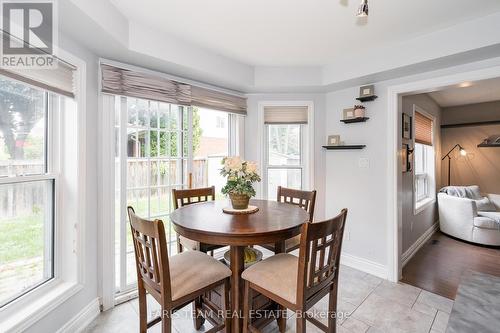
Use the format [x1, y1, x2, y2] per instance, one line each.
[220, 157, 261, 209]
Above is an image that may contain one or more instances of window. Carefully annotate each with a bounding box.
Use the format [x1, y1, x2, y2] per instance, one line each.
[263, 105, 309, 199]
[114, 97, 190, 293]
[113, 99, 232, 295]
[215, 115, 226, 129]
[195, 109, 229, 198]
[0, 76, 56, 307]
[413, 107, 435, 213]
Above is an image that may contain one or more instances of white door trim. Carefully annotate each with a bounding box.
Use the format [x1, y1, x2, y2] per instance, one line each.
[386, 63, 500, 282]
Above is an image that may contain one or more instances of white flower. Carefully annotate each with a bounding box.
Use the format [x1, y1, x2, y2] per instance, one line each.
[224, 156, 242, 171]
[246, 162, 258, 173]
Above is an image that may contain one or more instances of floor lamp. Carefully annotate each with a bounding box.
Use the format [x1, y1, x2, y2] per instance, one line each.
[441, 144, 467, 186]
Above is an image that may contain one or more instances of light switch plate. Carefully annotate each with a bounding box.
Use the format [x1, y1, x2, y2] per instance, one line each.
[358, 157, 369, 168]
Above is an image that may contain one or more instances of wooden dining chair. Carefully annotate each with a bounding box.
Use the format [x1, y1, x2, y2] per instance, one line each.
[172, 186, 225, 254]
[262, 186, 317, 253]
[127, 207, 231, 333]
[242, 208, 348, 333]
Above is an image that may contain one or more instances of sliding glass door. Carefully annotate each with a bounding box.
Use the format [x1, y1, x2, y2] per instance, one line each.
[113, 97, 232, 294]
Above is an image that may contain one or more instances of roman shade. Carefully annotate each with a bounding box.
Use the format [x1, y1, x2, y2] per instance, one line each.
[101, 64, 247, 114]
[101, 64, 191, 105]
[415, 111, 433, 146]
[0, 61, 76, 98]
[264, 106, 308, 124]
[191, 86, 246, 115]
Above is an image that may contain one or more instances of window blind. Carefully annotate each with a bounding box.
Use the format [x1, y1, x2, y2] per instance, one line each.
[415, 111, 433, 146]
[191, 86, 246, 115]
[101, 64, 247, 115]
[0, 61, 76, 98]
[101, 64, 191, 105]
[264, 106, 308, 124]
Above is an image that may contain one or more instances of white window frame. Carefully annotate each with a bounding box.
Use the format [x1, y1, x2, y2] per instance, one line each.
[99, 90, 244, 309]
[0, 90, 56, 309]
[0, 50, 86, 333]
[264, 123, 305, 199]
[257, 101, 314, 200]
[115, 98, 192, 297]
[413, 105, 436, 215]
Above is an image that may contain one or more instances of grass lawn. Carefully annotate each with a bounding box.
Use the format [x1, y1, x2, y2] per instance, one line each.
[0, 213, 44, 264]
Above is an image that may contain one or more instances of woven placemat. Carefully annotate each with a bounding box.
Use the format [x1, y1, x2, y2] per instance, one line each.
[222, 205, 259, 215]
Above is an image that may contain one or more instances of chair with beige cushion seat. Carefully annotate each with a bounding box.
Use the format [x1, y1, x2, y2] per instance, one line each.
[172, 186, 226, 254]
[242, 209, 348, 333]
[261, 186, 317, 253]
[127, 207, 231, 333]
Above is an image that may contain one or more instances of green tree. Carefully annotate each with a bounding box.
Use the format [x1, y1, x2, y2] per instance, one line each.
[0, 78, 45, 160]
[149, 106, 202, 157]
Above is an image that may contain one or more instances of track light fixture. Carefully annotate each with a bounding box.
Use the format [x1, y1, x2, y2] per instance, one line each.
[357, 0, 369, 17]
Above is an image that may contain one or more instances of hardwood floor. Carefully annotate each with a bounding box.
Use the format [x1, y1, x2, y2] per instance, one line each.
[401, 231, 500, 300]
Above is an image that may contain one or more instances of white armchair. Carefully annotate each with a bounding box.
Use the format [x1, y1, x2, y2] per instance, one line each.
[438, 189, 500, 246]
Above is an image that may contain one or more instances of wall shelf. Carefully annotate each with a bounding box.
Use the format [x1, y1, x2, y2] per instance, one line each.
[323, 145, 366, 150]
[356, 95, 378, 102]
[340, 117, 369, 124]
[477, 144, 500, 148]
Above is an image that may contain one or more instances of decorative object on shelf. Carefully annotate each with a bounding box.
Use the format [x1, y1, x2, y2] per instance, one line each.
[224, 247, 263, 268]
[356, 0, 369, 17]
[359, 84, 374, 98]
[327, 135, 341, 146]
[478, 135, 500, 147]
[356, 85, 378, 102]
[222, 205, 259, 215]
[402, 113, 412, 139]
[402, 144, 414, 173]
[354, 105, 366, 118]
[323, 145, 366, 150]
[221, 157, 261, 210]
[343, 108, 356, 120]
[441, 144, 467, 186]
[340, 117, 369, 124]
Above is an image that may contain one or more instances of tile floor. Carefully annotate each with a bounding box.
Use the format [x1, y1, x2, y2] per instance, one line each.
[86, 250, 453, 333]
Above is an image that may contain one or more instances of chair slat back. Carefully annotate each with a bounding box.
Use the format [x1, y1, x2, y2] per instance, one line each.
[297, 209, 347, 303]
[172, 186, 216, 209]
[127, 207, 171, 302]
[277, 186, 317, 222]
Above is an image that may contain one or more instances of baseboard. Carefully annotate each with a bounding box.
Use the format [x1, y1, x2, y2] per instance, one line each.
[56, 298, 100, 333]
[340, 253, 388, 280]
[402, 222, 439, 267]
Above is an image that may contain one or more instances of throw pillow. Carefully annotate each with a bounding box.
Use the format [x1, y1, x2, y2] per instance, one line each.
[475, 197, 497, 212]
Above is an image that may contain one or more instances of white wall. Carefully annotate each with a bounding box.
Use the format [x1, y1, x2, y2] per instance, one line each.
[245, 94, 326, 220]
[400, 94, 442, 254]
[21, 33, 100, 333]
[323, 56, 500, 272]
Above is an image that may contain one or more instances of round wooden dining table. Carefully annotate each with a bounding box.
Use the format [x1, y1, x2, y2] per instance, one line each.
[170, 199, 309, 333]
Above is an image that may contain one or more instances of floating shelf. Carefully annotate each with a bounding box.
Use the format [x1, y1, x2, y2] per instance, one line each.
[356, 95, 378, 102]
[341, 117, 370, 124]
[477, 143, 500, 148]
[323, 145, 366, 150]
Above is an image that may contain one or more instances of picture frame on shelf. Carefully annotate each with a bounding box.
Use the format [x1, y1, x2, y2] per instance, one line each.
[342, 108, 355, 120]
[402, 113, 412, 139]
[327, 135, 341, 146]
[359, 85, 375, 98]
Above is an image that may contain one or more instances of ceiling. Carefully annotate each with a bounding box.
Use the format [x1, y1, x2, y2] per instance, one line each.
[109, 0, 500, 67]
[428, 77, 500, 107]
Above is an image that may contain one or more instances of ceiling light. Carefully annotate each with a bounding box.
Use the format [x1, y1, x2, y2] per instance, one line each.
[357, 0, 369, 17]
